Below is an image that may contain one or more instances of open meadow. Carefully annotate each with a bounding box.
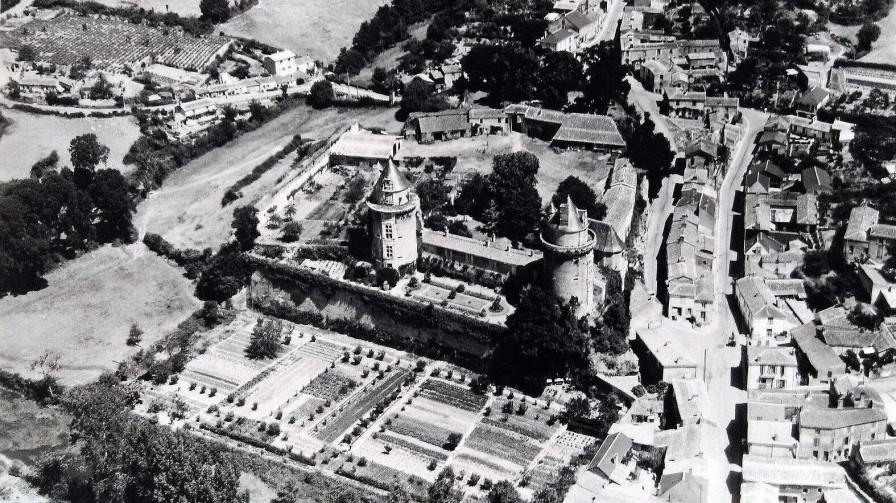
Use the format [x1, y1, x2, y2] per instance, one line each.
[401, 132, 613, 201]
[136, 103, 399, 250]
[0, 109, 141, 182]
[859, 3, 896, 64]
[0, 244, 201, 385]
[220, 0, 383, 62]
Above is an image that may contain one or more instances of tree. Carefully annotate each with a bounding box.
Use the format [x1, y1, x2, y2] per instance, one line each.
[427, 468, 461, 503]
[462, 44, 539, 105]
[454, 172, 491, 219]
[126, 323, 143, 346]
[857, 22, 881, 52]
[416, 178, 449, 214]
[232, 205, 259, 251]
[444, 432, 462, 451]
[195, 246, 252, 301]
[489, 152, 542, 241]
[552, 176, 606, 220]
[578, 41, 629, 113]
[69, 134, 110, 188]
[199, 0, 230, 23]
[281, 221, 303, 242]
[539, 51, 583, 109]
[385, 484, 412, 503]
[400, 78, 445, 117]
[308, 80, 335, 109]
[628, 114, 674, 199]
[802, 250, 831, 278]
[30, 151, 59, 179]
[246, 317, 282, 359]
[89, 169, 135, 242]
[57, 381, 248, 503]
[487, 481, 522, 503]
[16, 44, 36, 62]
[490, 286, 590, 394]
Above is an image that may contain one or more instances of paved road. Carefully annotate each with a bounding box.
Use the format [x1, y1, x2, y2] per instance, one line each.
[626, 77, 680, 154]
[643, 175, 676, 295]
[632, 108, 768, 503]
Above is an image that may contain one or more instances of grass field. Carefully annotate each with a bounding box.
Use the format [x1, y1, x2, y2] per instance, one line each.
[0, 244, 201, 385]
[136, 103, 399, 250]
[0, 109, 141, 182]
[859, 4, 896, 63]
[220, 0, 383, 62]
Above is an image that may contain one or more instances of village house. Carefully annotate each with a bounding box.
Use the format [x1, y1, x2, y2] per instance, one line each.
[633, 327, 700, 384]
[664, 91, 739, 121]
[746, 346, 799, 390]
[858, 264, 896, 314]
[742, 454, 846, 503]
[169, 98, 221, 139]
[403, 109, 471, 143]
[735, 276, 809, 346]
[830, 64, 896, 101]
[791, 323, 848, 384]
[16, 75, 62, 98]
[666, 186, 716, 325]
[854, 439, 896, 468]
[793, 86, 830, 117]
[262, 50, 307, 76]
[587, 432, 633, 484]
[797, 390, 887, 462]
[467, 108, 509, 136]
[539, 28, 579, 52]
[800, 167, 833, 194]
[843, 204, 896, 264]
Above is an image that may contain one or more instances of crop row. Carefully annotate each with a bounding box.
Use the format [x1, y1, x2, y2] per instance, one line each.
[419, 379, 487, 412]
[379, 432, 448, 461]
[465, 424, 541, 467]
[314, 370, 408, 443]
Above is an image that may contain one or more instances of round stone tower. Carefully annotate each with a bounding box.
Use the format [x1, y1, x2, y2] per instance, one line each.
[366, 160, 421, 274]
[541, 197, 596, 318]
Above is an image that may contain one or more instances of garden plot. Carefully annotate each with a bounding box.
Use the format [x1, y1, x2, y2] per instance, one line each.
[351, 437, 441, 482]
[313, 369, 409, 443]
[525, 431, 594, 490]
[1, 15, 231, 69]
[412, 284, 493, 316]
[180, 317, 275, 394]
[240, 339, 345, 419]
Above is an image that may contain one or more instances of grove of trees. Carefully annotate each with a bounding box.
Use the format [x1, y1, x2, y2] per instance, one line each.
[0, 135, 134, 295]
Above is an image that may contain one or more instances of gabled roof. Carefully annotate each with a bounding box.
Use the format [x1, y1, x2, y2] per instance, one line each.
[858, 439, 896, 464]
[800, 406, 887, 429]
[758, 130, 787, 145]
[541, 28, 577, 45]
[844, 204, 879, 242]
[685, 140, 718, 159]
[658, 472, 708, 503]
[265, 49, 296, 62]
[801, 166, 832, 193]
[415, 110, 470, 134]
[564, 10, 594, 30]
[748, 346, 797, 367]
[742, 454, 846, 489]
[588, 220, 625, 253]
[796, 86, 830, 108]
[587, 432, 632, 479]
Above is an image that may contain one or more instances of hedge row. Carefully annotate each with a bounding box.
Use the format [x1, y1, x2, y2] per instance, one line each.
[0, 370, 62, 405]
[221, 134, 306, 206]
[12, 103, 130, 118]
[31, 0, 214, 36]
[199, 423, 317, 466]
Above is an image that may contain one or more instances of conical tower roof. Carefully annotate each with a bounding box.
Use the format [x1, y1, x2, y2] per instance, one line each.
[369, 159, 412, 205]
[557, 196, 587, 232]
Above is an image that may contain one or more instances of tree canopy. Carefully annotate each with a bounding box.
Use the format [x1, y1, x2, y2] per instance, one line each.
[307, 81, 335, 109]
[232, 205, 260, 251]
[552, 176, 606, 220]
[199, 0, 230, 23]
[490, 286, 591, 393]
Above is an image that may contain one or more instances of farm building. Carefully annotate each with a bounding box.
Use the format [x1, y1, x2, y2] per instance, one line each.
[329, 124, 402, 166]
[504, 104, 626, 153]
[403, 109, 471, 143]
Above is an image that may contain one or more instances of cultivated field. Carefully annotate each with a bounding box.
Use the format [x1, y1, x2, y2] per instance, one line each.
[72, 0, 204, 17]
[220, 0, 382, 62]
[0, 109, 141, 182]
[136, 104, 399, 250]
[0, 244, 201, 385]
[401, 132, 613, 201]
[0, 14, 230, 69]
[138, 314, 592, 495]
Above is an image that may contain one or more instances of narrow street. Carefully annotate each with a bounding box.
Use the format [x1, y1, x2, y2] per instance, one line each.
[631, 107, 768, 503]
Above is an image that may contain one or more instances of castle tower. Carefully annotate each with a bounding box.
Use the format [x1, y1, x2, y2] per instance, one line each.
[541, 196, 596, 318]
[366, 160, 421, 273]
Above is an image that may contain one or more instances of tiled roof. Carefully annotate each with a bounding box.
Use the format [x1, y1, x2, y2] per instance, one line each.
[541, 28, 577, 45]
[422, 229, 542, 267]
[588, 220, 625, 253]
[801, 167, 832, 193]
[747, 419, 797, 446]
[748, 346, 797, 367]
[587, 432, 632, 479]
[468, 108, 505, 119]
[870, 223, 896, 240]
[564, 10, 594, 30]
[858, 439, 896, 464]
[742, 454, 845, 489]
[416, 111, 470, 134]
[844, 204, 879, 242]
[800, 406, 887, 429]
[797, 86, 830, 108]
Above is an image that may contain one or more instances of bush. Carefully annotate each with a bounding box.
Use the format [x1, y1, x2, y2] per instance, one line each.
[308, 81, 335, 109]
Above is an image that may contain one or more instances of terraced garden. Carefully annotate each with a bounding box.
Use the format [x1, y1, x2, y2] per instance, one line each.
[1, 14, 231, 69]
